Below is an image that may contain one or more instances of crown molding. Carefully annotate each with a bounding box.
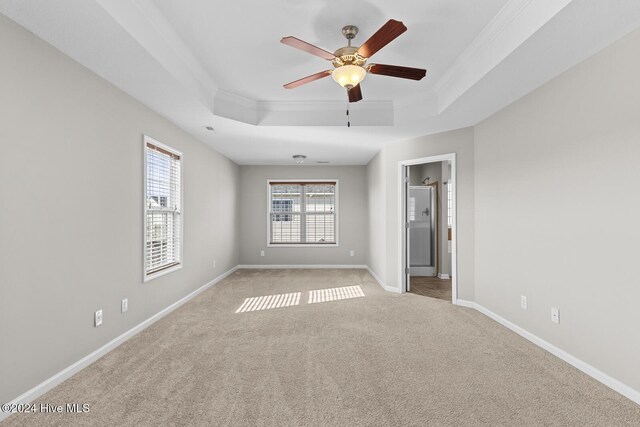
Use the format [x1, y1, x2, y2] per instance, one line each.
[7, 0, 637, 163]
[97, 0, 576, 127]
[96, 0, 217, 109]
[212, 90, 394, 126]
[214, 90, 259, 124]
[434, 0, 574, 113]
[257, 100, 392, 112]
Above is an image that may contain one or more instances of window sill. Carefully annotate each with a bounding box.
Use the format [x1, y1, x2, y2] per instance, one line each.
[267, 243, 339, 248]
[144, 263, 183, 282]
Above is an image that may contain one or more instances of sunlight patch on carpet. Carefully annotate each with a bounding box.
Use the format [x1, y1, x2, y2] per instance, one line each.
[235, 292, 301, 313]
[308, 285, 365, 304]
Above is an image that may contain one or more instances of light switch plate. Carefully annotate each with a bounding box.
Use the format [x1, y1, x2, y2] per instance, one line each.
[121, 298, 128, 313]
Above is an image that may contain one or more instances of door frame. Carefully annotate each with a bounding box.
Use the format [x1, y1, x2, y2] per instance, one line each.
[398, 153, 458, 303]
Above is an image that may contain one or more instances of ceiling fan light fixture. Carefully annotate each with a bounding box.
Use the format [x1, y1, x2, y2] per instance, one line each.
[332, 65, 366, 89]
[281, 20, 425, 102]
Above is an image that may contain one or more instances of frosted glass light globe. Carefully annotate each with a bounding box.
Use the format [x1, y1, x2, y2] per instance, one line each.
[332, 65, 367, 89]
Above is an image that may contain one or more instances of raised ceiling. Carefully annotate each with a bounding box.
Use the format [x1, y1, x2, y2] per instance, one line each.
[151, 0, 507, 102]
[2, 0, 640, 164]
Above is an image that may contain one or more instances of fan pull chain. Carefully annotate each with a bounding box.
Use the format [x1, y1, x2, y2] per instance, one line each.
[346, 102, 350, 128]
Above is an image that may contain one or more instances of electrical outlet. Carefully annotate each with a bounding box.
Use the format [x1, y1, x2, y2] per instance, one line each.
[551, 307, 560, 324]
[213, 259, 216, 268]
[260, 250, 265, 257]
[350, 250, 355, 257]
[121, 298, 128, 313]
[520, 296, 527, 309]
[94, 309, 103, 327]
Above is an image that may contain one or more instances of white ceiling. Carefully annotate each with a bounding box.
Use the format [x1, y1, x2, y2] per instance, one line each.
[2, 0, 640, 165]
[151, 0, 507, 101]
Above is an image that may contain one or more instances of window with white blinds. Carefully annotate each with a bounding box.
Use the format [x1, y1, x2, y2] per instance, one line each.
[268, 181, 338, 246]
[144, 137, 182, 279]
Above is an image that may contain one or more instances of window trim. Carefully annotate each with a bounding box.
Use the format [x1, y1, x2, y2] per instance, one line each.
[266, 179, 339, 248]
[143, 135, 184, 282]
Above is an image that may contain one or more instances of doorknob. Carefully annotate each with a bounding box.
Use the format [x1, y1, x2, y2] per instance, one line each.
[422, 208, 430, 216]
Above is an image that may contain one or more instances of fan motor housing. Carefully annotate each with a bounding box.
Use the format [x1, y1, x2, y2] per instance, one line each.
[332, 46, 367, 68]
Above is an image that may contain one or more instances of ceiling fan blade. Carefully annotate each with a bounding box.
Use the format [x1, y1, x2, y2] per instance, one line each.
[348, 84, 363, 103]
[368, 64, 426, 80]
[283, 70, 332, 89]
[356, 19, 407, 59]
[281, 36, 335, 60]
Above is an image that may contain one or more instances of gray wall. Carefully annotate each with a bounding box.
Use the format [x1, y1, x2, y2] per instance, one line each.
[0, 15, 239, 403]
[366, 128, 475, 298]
[474, 27, 640, 392]
[239, 166, 367, 266]
[366, 153, 387, 282]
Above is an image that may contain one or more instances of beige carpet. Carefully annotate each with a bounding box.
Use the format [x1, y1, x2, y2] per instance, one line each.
[3, 269, 639, 426]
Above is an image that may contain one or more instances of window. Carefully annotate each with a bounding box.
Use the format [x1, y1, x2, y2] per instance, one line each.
[268, 181, 337, 246]
[272, 199, 293, 222]
[144, 136, 182, 280]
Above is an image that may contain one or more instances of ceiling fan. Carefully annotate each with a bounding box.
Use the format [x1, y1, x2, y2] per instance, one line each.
[281, 19, 426, 103]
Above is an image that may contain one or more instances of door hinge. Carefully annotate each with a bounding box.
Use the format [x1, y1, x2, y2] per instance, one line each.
[405, 267, 410, 274]
[405, 222, 410, 229]
[404, 177, 410, 183]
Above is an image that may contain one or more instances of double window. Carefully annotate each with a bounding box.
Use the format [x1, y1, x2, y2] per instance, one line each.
[268, 181, 338, 246]
[144, 136, 182, 280]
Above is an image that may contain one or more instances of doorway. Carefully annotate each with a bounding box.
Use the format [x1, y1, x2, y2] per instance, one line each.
[399, 154, 457, 303]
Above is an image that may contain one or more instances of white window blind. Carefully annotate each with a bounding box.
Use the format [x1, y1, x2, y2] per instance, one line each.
[145, 138, 182, 278]
[268, 181, 337, 245]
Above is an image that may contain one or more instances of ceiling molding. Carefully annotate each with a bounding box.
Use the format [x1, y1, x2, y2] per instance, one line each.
[257, 100, 391, 112]
[96, 0, 217, 109]
[212, 90, 394, 126]
[213, 90, 259, 125]
[434, 0, 574, 113]
[4, 0, 639, 164]
[257, 102, 393, 126]
[95, 0, 396, 128]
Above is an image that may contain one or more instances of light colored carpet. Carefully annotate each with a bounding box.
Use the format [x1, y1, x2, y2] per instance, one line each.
[3, 269, 639, 426]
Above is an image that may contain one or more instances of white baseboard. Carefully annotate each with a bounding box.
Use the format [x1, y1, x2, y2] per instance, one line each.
[455, 299, 640, 405]
[237, 264, 367, 269]
[237, 264, 403, 294]
[9, 267, 635, 423]
[365, 266, 402, 293]
[437, 273, 450, 279]
[0, 266, 238, 423]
